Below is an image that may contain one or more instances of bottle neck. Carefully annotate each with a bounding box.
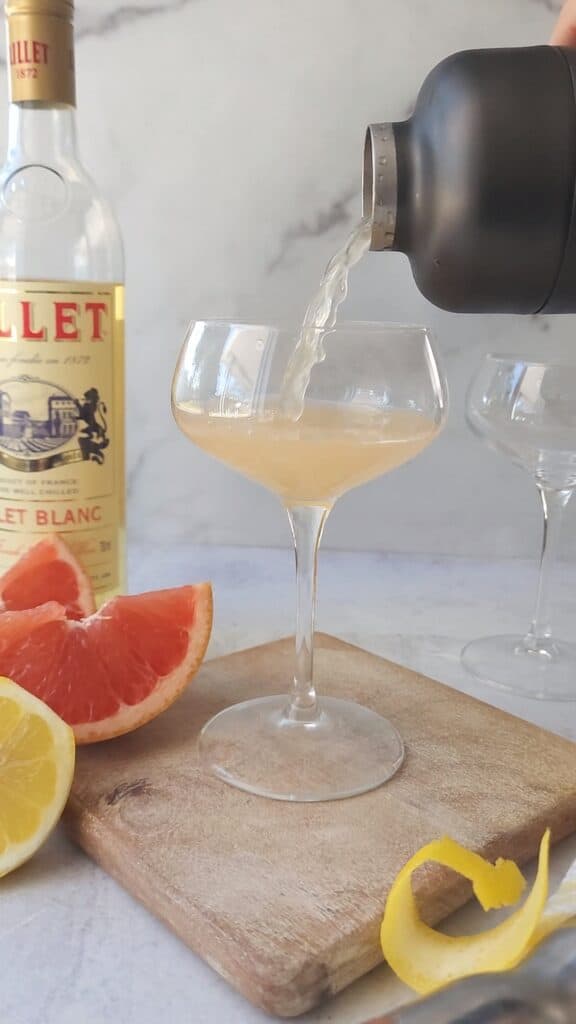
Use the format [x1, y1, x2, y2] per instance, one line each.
[6, 102, 78, 166]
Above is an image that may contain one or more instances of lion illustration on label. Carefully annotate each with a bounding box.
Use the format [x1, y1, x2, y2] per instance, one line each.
[0, 376, 109, 471]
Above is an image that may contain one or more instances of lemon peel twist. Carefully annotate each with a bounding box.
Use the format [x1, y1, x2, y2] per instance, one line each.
[380, 829, 569, 994]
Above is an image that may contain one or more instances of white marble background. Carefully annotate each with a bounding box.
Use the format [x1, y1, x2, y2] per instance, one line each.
[2, 0, 575, 557]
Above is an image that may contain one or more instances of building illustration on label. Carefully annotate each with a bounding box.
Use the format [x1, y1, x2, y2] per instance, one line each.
[0, 375, 109, 471]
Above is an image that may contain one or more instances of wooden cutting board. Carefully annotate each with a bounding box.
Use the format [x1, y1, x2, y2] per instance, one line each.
[65, 635, 576, 1018]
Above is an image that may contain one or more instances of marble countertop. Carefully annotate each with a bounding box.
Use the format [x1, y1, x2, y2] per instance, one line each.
[4, 543, 576, 1024]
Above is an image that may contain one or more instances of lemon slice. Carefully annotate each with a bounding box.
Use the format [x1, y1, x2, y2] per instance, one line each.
[381, 830, 554, 994]
[0, 676, 75, 878]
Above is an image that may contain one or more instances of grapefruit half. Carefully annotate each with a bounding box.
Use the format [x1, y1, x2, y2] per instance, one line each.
[0, 584, 213, 744]
[0, 536, 95, 620]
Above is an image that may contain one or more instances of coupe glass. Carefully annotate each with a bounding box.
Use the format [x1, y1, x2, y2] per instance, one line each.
[172, 320, 447, 800]
[462, 355, 576, 700]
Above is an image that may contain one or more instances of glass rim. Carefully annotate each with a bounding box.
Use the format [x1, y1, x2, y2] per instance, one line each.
[183, 317, 433, 335]
[483, 352, 576, 371]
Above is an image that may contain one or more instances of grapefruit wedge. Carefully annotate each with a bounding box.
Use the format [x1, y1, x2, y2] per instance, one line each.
[0, 536, 95, 620]
[0, 584, 213, 744]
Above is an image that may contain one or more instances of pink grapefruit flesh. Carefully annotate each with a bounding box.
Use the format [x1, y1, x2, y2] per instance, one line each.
[0, 584, 213, 744]
[0, 536, 95, 620]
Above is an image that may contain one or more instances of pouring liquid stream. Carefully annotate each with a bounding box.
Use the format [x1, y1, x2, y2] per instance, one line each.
[280, 218, 372, 418]
[173, 215, 441, 509]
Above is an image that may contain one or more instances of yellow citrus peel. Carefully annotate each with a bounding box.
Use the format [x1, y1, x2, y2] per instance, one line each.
[380, 829, 576, 994]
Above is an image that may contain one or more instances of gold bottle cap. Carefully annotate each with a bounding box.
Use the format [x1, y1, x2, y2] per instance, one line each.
[5, 0, 73, 17]
[6, 0, 75, 104]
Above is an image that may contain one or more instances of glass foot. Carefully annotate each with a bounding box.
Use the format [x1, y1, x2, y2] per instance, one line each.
[462, 634, 576, 701]
[199, 695, 405, 802]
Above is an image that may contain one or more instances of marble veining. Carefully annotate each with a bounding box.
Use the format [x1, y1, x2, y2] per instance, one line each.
[533, 0, 563, 13]
[75, 0, 199, 41]
[267, 185, 357, 272]
[0, 0, 200, 63]
[0, 0, 574, 558]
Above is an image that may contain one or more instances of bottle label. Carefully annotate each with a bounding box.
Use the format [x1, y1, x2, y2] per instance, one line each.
[7, 11, 75, 105]
[0, 280, 124, 596]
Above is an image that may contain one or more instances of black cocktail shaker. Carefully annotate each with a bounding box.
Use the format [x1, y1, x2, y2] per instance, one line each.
[363, 46, 576, 313]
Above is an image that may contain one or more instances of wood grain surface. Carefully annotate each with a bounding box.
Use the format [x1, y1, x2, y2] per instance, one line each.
[65, 635, 576, 1017]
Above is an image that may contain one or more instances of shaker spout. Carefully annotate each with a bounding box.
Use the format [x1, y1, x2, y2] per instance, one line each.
[362, 123, 397, 251]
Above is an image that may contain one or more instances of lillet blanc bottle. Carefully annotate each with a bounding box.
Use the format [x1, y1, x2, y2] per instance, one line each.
[0, 0, 125, 602]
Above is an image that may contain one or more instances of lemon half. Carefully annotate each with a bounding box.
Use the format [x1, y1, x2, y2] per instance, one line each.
[0, 676, 75, 878]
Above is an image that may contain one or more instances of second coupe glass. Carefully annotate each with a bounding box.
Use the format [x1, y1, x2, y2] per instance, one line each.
[462, 355, 576, 700]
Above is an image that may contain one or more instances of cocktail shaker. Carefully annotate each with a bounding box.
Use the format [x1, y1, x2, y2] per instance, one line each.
[363, 46, 576, 313]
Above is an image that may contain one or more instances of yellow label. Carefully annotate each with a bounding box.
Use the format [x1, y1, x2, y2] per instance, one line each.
[7, 10, 75, 105]
[0, 280, 125, 598]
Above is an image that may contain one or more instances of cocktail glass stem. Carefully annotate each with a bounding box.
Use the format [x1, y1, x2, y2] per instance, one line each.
[286, 505, 328, 723]
[524, 486, 572, 652]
